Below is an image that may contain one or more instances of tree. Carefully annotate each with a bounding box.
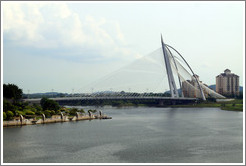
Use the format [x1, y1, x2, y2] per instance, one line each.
[88, 109, 97, 113]
[3, 84, 23, 102]
[79, 108, 85, 113]
[15, 111, 25, 116]
[3, 99, 15, 112]
[50, 110, 56, 116]
[3, 112, 7, 120]
[69, 108, 78, 116]
[24, 110, 35, 115]
[55, 109, 61, 115]
[44, 110, 51, 118]
[40, 97, 60, 111]
[33, 103, 42, 112]
[6, 111, 14, 120]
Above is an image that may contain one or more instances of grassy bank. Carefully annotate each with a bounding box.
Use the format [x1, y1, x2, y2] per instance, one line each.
[172, 99, 243, 112]
[221, 104, 243, 111]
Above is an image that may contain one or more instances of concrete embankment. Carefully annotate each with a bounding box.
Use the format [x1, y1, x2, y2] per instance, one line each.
[3, 114, 112, 127]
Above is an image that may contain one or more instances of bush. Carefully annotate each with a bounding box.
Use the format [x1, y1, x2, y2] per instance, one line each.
[79, 109, 85, 113]
[41, 97, 60, 111]
[50, 110, 56, 116]
[6, 111, 14, 120]
[55, 109, 61, 115]
[3, 100, 15, 112]
[3, 112, 7, 120]
[35, 111, 43, 116]
[15, 102, 28, 110]
[88, 109, 97, 113]
[16, 111, 25, 116]
[70, 108, 78, 116]
[25, 110, 35, 115]
[44, 110, 51, 118]
[33, 103, 42, 112]
[24, 105, 37, 113]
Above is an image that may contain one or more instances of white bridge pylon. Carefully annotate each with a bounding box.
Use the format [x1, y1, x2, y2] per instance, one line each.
[161, 35, 179, 98]
[161, 35, 225, 101]
[161, 35, 206, 100]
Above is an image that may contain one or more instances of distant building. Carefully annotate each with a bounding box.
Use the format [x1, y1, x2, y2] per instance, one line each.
[216, 69, 239, 96]
[182, 74, 208, 98]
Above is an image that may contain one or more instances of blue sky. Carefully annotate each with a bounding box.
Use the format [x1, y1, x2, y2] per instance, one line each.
[2, 1, 245, 93]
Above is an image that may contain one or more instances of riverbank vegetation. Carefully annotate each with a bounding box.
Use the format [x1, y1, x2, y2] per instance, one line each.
[3, 84, 87, 120]
[3, 98, 87, 120]
[171, 99, 243, 111]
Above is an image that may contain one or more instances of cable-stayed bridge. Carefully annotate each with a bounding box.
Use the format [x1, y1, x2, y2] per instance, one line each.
[24, 35, 225, 105]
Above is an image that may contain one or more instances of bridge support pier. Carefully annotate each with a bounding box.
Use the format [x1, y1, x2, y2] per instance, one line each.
[171, 100, 176, 105]
[159, 100, 164, 106]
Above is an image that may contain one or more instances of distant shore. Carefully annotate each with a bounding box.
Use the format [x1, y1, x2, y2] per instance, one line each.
[170, 104, 243, 112]
[169, 99, 243, 112]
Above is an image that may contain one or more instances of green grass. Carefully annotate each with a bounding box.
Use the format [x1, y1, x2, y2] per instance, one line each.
[171, 99, 243, 112]
[220, 104, 243, 111]
[172, 103, 221, 108]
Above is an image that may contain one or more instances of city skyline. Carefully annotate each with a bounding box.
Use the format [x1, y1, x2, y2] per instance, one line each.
[2, 1, 245, 93]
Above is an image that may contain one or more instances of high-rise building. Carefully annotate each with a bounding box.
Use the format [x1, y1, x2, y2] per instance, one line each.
[182, 74, 208, 98]
[216, 69, 239, 96]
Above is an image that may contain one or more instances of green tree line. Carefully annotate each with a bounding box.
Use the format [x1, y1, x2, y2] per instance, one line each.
[3, 84, 85, 120]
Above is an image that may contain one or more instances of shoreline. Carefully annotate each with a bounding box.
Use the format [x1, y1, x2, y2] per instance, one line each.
[3, 114, 112, 128]
[169, 104, 243, 112]
[3, 103, 242, 127]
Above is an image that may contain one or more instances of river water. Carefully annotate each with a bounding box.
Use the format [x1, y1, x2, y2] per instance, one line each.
[3, 107, 243, 163]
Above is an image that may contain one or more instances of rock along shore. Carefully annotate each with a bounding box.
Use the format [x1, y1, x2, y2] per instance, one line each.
[3, 114, 112, 127]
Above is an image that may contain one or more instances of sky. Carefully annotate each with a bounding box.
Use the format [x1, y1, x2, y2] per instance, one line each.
[2, 1, 245, 94]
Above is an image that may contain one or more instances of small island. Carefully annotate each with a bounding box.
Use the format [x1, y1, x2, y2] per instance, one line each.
[3, 84, 111, 127]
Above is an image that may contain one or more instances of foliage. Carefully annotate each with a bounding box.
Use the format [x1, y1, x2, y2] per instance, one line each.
[35, 110, 43, 116]
[40, 97, 60, 111]
[3, 99, 15, 112]
[55, 109, 61, 115]
[3, 84, 66, 120]
[33, 103, 42, 112]
[24, 110, 35, 115]
[220, 103, 243, 111]
[15, 111, 25, 116]
[88, 109, 97, 113]
[173, 99, 243, 111]
[79, 108, 85, 113]
[50, 110, 56, 116]
[3, 84, 23, 102]
[15, 101, 29, 109]
[6, 111, 14, 120]
[69, 108, 78, 116]
[44, 110, 52, 118]
[3, 112, 7, 120]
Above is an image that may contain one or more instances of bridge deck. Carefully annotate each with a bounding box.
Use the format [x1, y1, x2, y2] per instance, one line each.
[23, 96, 197, 103]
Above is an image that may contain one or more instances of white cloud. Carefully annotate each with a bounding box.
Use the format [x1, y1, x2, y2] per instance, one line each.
[3, 2, 138, 61]
[3, 3, 45, 42]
